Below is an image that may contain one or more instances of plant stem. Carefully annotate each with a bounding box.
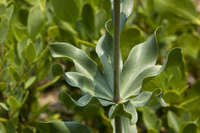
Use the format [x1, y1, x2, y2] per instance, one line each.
[113, 0, 122, 133]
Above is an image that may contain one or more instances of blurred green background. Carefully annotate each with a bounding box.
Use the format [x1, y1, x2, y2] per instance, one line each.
[0, 0, 200, 132]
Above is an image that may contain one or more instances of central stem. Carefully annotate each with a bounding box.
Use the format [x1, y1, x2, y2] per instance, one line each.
[113, 0, 122, 133]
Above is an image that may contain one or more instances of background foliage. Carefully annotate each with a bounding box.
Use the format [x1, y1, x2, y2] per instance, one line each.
[0, 0, 200, 132]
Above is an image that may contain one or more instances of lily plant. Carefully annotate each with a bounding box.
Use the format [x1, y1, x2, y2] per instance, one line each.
[49, 0, 168, 132]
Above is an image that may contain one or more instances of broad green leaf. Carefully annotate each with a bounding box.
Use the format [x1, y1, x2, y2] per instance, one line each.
[51, 63, 64, 77]
[141, 107, 161, 131]
[59, 91, 113, 108]
[96, 32, 114, 91]
[25, 76, 36, 89]
[0, 18, 8, 43]
[36, 121, 92, 133]
[82, 4, 95, 38]
[7, 96, 21, 110]
[64, 72, 95, 96]
[49, 42, 98, 78]
[65, 121, 92, 133]
[168, 111, 181, 133]
[111, 0, 134, 31]
[180, 122, 197, 133]
[6, 5, 14, 21]
[28, 6, 45, 39]
[112, 117, 137, 133]
[120, 33, 161, 99]
[8, 67, 20, 82]
[129, 92, 152, 107]
[108, 104, 132, 120]
[25, 43, 37, 62]
[154, 0, 200, 25]
[59, 92, 93, 107]
[163, 91, 182, 105]
[49, 43, 113, 101]
[36, 121, 70, 133]
[125, 102, 138, 124]
[50, 0, 81, 23]
[0, 122, 6, 133]
[0, 102, 8, 111]
[108, 92, 152, 125]
[95, 10, 106, 34]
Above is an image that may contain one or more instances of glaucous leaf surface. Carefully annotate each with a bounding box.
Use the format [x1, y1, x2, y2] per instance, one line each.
[49, 43, 113, 102]
[120, 33, 162, 99]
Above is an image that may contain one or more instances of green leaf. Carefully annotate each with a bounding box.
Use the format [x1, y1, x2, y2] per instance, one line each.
[25, 43, 37, 62]
[141, 107, 161, 131]
[64, 72, 95, 96]
[50, 0, 81, 23]
[120, 32, 161, 99]
[59, 91, 113, 108]
[180, 80, 200, 118]
[82, 4, 95, 38]
[108, 94, 152, 125]
[7, 96, 21, 110]
[112, 117, 137, 133]
[59, 92, 93, 107]
[0, 18, 8, 43]
[154, 0, 200, 25]
[168, 111, 181, 133]
[180, 122, 197, 133]
[0, 102, 8, 111]
[51, 63, 64, 77]
[96, 31, 123, 91]
[111, 0, 134, 31]
[36, 121, 92, 133]
[129, 92, 152, 107]
[49, 43, 113, 101]
[36, 121, 70, 133]
[65, 121, 92, 133]
[25, 76, 36, 89]
[28, 6, 45, 39]
[95, 10, 106, 33]
[163, 91, 182, 104]
[8, 67, 20, 82]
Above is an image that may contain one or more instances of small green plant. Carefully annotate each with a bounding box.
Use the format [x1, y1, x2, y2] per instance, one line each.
[49, 0, 170, 132]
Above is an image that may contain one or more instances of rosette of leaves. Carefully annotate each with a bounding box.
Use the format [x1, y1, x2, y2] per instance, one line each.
[49, 0, 169, 132]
